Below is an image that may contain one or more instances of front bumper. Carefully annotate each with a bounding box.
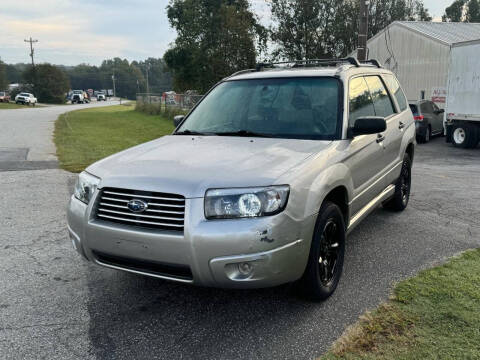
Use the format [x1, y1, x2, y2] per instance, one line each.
[67, 193, 314, 289]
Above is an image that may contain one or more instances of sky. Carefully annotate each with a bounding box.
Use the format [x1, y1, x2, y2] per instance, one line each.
[0, 0, 453, 66]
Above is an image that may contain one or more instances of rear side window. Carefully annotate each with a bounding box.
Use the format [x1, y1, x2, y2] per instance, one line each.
[348, 77, 375, 126]
[409, 104, 419, 116]
[383, 74, 408, 111]
[364, 76, 395, 118]
[420, 102, 433, 114]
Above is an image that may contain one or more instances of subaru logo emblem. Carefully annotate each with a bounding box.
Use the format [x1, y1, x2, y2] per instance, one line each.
[127, 199, 148, 213]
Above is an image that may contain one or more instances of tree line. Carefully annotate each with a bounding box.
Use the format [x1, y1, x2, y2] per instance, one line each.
[1, 0, 473, 103]
[443, 0, 480, 22]
[164, 0, 432, 93]
[0, 57, 173, 103]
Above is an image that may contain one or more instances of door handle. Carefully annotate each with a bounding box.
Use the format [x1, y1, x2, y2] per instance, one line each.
[399, 121, 405, 129]
[376, 134, 385, 143]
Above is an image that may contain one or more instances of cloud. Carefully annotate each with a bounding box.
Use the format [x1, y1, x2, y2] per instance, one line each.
[0, 0, 175, 65]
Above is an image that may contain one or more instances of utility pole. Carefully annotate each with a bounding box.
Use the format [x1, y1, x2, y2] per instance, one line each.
[146, 65, 150, 94]
[112, 72, 116, 99]
[24, 37, 38, 68]
[145, 63, 150, 103]
[357, 0, 369, 61]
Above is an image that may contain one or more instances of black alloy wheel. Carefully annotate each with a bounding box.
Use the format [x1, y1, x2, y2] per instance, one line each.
[300, 201, 346, 301]
[384, 153, 412, 211]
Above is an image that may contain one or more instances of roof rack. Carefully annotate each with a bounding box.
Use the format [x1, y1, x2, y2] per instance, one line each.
[362, 59, 382, 68]
[255, 57, 361, 71]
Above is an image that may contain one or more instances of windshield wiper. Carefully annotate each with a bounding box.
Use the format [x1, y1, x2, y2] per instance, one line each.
[214, 130, 275, 138]
[174, 129, 211, 136]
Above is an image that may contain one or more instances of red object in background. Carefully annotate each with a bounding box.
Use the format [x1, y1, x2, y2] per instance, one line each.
[414, 115, 424, 121]
[432, 96, 446, 103]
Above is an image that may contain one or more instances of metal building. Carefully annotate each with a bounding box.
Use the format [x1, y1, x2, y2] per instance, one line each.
[363, 21, 480, 107]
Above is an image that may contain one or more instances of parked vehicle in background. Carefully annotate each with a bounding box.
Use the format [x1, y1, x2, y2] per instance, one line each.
[15, 92, 37, 106]
[97, 92, 106, 101]
[409, 100, 444, 143]
[71, 90, 87, 104]
[0, 91, 11, 102]
[445, 40, 480, 149]
[67, 58, 416, 301]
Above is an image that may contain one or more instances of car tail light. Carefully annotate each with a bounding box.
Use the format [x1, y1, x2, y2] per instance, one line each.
[414, 115, 424, 121]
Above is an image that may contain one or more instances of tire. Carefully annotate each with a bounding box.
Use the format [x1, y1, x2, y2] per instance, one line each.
[417, 125, 430, 144]
[452, 123, 478, 149]
[384, 153, 412, 212]
[300, 201, 346, 301]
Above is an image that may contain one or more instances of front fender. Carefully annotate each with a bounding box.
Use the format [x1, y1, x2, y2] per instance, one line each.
[303, 163, 353, 219]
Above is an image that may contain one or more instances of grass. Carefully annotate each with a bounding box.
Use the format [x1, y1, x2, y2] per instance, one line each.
[322, 249, 480, 360]
[54, 104, 174, 172]
[0, 102, 28, 109]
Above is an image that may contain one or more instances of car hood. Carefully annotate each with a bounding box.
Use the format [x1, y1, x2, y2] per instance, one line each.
[87, 135, 331, 198]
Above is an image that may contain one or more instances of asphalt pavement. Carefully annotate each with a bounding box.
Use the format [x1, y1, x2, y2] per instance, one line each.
[0, 105, 479, 360]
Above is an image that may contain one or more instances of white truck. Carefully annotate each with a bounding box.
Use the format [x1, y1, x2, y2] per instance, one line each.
[71, 90, 90, 104]
[445, 39, 480, 148]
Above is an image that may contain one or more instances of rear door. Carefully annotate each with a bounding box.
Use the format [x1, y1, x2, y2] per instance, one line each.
[420, 101, 434, 132]
[382, 74, 413, 185]
[364, 75, 398, 181]
[344, 76, 387, 216]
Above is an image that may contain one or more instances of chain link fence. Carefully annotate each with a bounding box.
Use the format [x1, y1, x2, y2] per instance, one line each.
[136, 93, 203, 111]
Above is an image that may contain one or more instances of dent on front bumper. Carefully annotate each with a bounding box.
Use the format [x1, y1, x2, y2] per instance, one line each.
[67, 193, 315, 289]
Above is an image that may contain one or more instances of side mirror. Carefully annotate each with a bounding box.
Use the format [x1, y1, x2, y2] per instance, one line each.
[173, 115, 185, 127]
[350, 117, 386, 137]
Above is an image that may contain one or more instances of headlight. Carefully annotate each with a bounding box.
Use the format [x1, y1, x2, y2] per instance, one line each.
[74, 171, 101, 204]
[205, 185, 290, 219]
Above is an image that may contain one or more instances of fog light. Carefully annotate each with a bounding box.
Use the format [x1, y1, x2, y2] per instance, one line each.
[238, 262, 253, 276]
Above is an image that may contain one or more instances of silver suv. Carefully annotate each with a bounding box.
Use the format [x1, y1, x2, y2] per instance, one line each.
[67, 58, 415, 300]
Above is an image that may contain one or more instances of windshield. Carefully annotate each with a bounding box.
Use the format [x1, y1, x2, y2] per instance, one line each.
[20, 93, 30, 96]
[73, 90, 83, 94]
[0, 92, 4, 96]
[177, 77, 341, 140]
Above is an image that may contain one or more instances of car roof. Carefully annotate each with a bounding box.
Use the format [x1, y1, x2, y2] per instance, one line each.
[228, 64, 393, 81]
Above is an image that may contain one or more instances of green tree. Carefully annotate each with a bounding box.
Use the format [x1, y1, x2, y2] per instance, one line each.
[100, 58, 145, 99]
[0, 60, 7, 90]
[134, 58, 173, 94]
[66, 64, 103, 90]
[23, 64, 70, 103]
[164, 0, 265, 93]
[269, 0, 431, 59]
[467, 0, 480, 21]
[443, 0, 466, 21]
[5, 64, 23, 84]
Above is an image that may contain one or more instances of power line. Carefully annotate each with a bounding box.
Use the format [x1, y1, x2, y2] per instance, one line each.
[24, 37, 38, 68]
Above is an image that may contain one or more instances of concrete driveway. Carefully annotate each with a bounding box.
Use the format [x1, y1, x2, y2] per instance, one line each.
[0, 105, 479, 360]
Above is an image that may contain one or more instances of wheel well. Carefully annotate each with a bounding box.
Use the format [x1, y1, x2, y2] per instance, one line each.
[406, 142, 414, 162]
[323, 186, 349, 225]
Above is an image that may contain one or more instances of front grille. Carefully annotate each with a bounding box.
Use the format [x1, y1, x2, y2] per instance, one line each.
[93, 251, 193, 281]
[95, 187, 185, 232]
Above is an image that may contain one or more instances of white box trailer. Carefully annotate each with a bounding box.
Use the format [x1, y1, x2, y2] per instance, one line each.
[445, 39, 480, 148]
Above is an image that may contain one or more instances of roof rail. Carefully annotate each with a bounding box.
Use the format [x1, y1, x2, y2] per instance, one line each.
[227, 68, 256, 78]
[362, 59, 382, 68]
[255, 57, 361, 71]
